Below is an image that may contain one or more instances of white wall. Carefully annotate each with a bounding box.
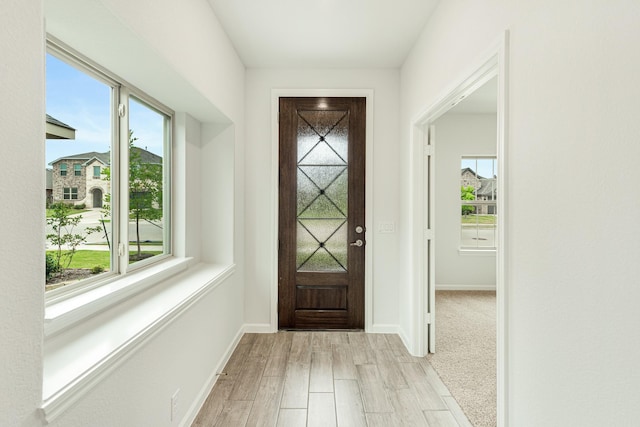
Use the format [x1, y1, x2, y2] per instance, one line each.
[433, 114, 496, 289]
[244, 69, 401, 331]
[0, 0, 247, 425]
[401, 0, 640, 425]
[0, 2, 45, 425]
[47, 274, 243, 427]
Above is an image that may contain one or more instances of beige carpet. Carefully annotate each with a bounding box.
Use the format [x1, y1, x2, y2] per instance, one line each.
[427, 291, 496, 427]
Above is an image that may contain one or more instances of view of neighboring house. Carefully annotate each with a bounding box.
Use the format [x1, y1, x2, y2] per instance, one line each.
[46, 114, 76, 140]
[49, 151, 110, 207]
[45, 169, 53, 206]
[461, 167, 497, 215]
[48, 148, 161, 208]
[45, 114, 76, 206]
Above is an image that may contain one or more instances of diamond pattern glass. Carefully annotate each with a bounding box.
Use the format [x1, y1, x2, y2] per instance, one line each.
[296, 110, 349, 272]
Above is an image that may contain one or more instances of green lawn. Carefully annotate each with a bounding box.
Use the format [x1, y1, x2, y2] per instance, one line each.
[47, 250, 110, 269]
[461, 214, 497, 225]
[47, 249, 162, 269]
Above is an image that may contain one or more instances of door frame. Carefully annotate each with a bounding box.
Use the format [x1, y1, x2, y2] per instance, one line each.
[270, 89, 375, 332]
[409, 31, 509, 426]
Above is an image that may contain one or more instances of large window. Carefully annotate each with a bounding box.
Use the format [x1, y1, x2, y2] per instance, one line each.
[45, 42, 172, 293]
[461, 157, 497, 250]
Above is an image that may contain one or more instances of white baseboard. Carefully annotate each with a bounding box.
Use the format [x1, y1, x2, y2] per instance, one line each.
[243, 323, 276, 333]
[436, 284, 496, 291]
[244, 323, 400, 334]
[180, 326, 245, 427]
[368, 324, 399, 334]
[397, 327, 417, 356]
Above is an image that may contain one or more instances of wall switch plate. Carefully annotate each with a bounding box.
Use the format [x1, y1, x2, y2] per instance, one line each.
[378, 221, 396, 233]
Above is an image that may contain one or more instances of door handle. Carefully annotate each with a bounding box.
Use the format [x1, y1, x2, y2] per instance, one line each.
[350, 239, 364, 247]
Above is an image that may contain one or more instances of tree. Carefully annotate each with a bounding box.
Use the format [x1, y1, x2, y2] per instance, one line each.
[100, 131, 163, 261]
[461, 185, 476, 216]
[46, 202, 99, 275]
[128, 133, 163, 260]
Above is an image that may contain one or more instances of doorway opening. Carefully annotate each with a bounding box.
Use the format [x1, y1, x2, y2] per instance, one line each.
[92, 188, 103, 208]
[428, 76, 498, 427]
[410, 33, 509, 426]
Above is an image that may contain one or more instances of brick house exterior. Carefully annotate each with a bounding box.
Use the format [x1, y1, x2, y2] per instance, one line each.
[49, 151, 110, 207]
[461, 167, 497, 215]
[49, 148, 162, 208]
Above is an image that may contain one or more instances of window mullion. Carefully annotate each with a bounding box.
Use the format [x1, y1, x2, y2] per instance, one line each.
[107, 84, 121, 277]
[117, 88, 130, 274]
[163, 116, 172, 256]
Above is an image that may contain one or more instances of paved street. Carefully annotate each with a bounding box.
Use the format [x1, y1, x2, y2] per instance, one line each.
[45, 208, 164, 252]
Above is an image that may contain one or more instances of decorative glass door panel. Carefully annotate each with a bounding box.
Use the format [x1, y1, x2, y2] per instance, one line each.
[296, 110, 349, 272]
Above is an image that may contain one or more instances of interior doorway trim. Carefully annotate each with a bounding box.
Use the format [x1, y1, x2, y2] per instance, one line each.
[270, 89, 375, 332]
[409, 31, 509, 426]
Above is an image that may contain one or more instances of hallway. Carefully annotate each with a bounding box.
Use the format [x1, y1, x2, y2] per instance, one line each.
[193, 332, 471, 426]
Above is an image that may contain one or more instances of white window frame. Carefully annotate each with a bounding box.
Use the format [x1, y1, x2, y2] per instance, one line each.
[460, 155, 497, 252]
[45, 40, 174, 306]
[62, 187, 78, 200]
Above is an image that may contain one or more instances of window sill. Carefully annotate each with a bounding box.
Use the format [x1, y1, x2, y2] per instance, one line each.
[45, 256, 193, 337]
[41, 261, 235, 423]
[458, 248, 497, 256]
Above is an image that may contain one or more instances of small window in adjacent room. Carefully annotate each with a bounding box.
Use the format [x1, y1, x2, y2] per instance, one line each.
[461, 156, 497, 250]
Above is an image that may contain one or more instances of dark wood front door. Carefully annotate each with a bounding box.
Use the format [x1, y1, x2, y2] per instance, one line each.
[279, 97, 366, 329]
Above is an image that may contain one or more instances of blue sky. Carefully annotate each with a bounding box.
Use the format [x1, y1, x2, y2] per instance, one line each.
[45, 53, 165, 166]
[461, 157, 497, 179]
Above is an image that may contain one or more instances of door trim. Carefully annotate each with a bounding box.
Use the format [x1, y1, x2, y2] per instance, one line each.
[270, 89, 375, 332]
[409, 31, 509, 426]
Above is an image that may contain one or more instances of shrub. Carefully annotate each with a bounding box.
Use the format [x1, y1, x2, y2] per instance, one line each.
[91, 265, 105, 274]
[461, 185, 476, 216]
[46, 253, 59, 280]
[74, 203, 86, 210]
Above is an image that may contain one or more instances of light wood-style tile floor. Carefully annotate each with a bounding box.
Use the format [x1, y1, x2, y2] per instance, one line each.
[192, 332, 472, 427]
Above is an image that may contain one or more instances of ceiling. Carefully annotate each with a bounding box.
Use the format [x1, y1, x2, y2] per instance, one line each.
[447, 77, 498, 114]
[207, 0, 440, 68]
